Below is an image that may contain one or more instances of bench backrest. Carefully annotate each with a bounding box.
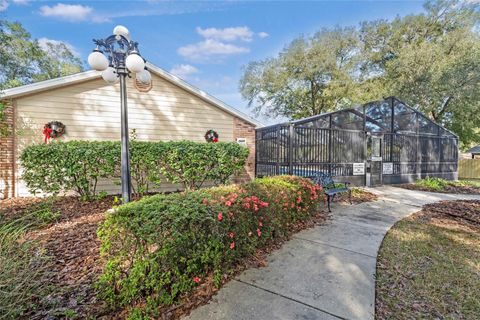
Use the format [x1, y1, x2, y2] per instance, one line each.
[310, 172, 335, 189]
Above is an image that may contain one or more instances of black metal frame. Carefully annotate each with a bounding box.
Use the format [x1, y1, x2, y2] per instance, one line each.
[255, 97, 458, 186]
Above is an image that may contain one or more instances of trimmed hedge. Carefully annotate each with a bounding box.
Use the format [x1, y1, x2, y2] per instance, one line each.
[97, 175, 323, 315]
[20, 140, 249, 199]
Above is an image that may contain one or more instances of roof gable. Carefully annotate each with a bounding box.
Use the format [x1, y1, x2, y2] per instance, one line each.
[0, 63, 262, 127]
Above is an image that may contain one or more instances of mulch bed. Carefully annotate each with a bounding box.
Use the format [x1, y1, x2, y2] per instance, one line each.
[397, 183, 480, 194]
[418, 200, 480, 227]
[335, 188, 378, 204]
[1, 196, 117, 319]
[0, 188, 377, 319]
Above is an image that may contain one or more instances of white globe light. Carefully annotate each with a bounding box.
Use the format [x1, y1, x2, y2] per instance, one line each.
[137, 69, 151, 85]
[113, 25, 130, 40]
[102, 67, 118, 84]
[125, 53, 145, 73]
[88, 51, 108, 71]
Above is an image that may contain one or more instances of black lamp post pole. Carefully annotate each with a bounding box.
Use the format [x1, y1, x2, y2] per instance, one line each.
[91, 33, 144, 204]
[118, 65, 132, 203]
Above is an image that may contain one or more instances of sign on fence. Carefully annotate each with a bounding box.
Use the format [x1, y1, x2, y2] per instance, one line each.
[382, 162, 393, 175]
[353, 163, 365, 175]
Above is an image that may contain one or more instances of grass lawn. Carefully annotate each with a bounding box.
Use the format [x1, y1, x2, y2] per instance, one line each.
[376, 200, 480, 319]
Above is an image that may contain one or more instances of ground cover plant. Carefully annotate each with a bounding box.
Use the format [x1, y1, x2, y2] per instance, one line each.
[376, 200, 480, 319]
[398, 177, 480, 194]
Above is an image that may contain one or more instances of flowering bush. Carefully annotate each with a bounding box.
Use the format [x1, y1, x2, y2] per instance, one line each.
[97, 175, 323, 314]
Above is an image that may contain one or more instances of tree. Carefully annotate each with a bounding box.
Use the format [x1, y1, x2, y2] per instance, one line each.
[0, 19, 83, 90]
[359, 0, 480, 146]
[240, 27, 361, 119]
[240, 0, 480, 146]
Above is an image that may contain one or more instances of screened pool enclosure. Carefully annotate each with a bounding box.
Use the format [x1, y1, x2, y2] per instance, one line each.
[255, 97, 458, 186]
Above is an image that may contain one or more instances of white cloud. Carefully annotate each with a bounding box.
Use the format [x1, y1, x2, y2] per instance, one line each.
[38, 38, 81, 57]
[39, 3, 93, 22]
[12, 0, 29, 5]
[169, 64, 199, 79]
[196, 26, 254, 42]
[258, 31, 269, 38]
[178, 39, 250, 62]
[0, 0, 8, 11]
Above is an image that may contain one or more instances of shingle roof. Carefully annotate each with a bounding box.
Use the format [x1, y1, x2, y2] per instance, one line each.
[466, 145, 480, 154]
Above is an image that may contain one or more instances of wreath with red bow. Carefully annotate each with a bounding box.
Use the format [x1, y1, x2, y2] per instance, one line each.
[43, 121, 65, 143]
[204, 129, 219, 143]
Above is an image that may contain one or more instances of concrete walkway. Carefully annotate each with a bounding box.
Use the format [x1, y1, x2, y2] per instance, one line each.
[184, 186, 480, 320]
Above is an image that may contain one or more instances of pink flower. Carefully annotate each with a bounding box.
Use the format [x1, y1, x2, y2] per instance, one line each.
[193, 277, 201, 283]
[230, 242, 235, 249]
[257, 228, 262, 237]
[217, 212, 223, 221]
[297, 196, 302, 204]
[229, 232, 235, 238]
[245, 202, 251, 209]
[225, 200, 232, 206]
[259, 221, 263, 227]
[202, 198, 209, 205]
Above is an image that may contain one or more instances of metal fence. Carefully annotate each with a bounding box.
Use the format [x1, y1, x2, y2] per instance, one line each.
[256, 97, 458, 186]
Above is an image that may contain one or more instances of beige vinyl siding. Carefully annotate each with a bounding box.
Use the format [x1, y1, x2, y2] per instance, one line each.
[14, 73, 235, 196]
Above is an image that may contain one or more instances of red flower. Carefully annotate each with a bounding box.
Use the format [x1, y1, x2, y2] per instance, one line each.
[225, 200, 232, 206]
[193, 277, 201, 283]
[217, 212, 223, 221]
[230, 242, 235, 249]
[297, 196, 302, 204]
[245, 202, 251, 209]
[229, 232, 235, 238]
[257, 228, 262, 237]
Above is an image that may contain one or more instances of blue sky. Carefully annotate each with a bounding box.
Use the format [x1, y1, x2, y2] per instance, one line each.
[1, 0, 426, 122]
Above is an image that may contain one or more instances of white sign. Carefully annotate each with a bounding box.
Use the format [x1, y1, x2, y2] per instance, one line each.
[372, 156, 382, 161]
[353, 163, 365, 175]
[236, 138, 247, 147]
[383, 162, 393, 175]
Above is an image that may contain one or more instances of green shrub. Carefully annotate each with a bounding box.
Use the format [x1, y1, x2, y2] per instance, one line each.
[129, 141, 163, 197]
[20, 140, 249, 199]
[158, 141, 249, 190]
[97, 176, 323, 315]
[415, 176, 449, 191]
[20, 141, 120, 200]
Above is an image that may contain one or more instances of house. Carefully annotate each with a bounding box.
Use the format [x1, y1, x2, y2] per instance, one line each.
[0, 63, 262, 199]
[465, 145, 480, 159]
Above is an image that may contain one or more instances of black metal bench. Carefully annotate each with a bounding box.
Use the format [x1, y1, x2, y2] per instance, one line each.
[309, 172, 352, 212]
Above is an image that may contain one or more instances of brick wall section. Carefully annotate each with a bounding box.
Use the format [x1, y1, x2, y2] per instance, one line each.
[0, 103, 15, 199]
[233, 117, 256, 183]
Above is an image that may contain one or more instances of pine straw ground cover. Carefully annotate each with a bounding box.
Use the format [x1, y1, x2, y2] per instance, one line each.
[376, 200, 480, 319]
[0, 183, 375, 319]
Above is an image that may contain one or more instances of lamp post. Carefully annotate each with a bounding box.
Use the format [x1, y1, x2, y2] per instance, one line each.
[88, 25, 151, 203]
